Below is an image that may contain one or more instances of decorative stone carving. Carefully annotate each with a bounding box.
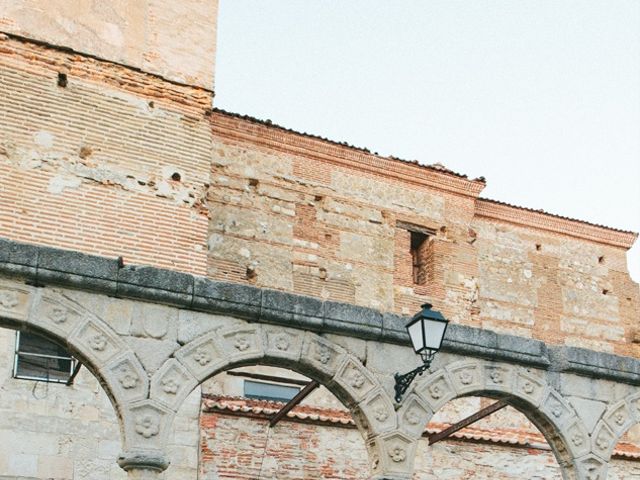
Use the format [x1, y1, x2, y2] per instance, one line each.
[428, 384, 442, 400]
[162, 378, 180, 394]
[194, 348, 211, 366]
[522, 380, 535, 394]
[89, 334, 108, 351]
[48, 306, 68, 324]
[314, 343, 331, 365]
[388, 446, 406, 463]
[489, 369, 503, 384]
[595, 433, 610, 451]
[614, 412, 625, 426]
[350, 371, 365, 389]
[571, 433, 584, 447]
[118, 366, 139, 389]
[405, 408, 421, 425]
[0, 290, 18, 309]
[233, 335, 250, 351]
[274, 334, 290, 351]
[374, 407, 388, 422]
[550, 401, 563, 418]
[459, 370, 473, 385]
[135, 414, 160, 438]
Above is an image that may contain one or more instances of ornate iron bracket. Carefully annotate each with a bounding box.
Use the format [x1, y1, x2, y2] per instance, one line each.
[394, 352, 434, 403]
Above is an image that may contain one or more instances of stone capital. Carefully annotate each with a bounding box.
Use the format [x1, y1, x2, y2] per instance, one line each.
[117, 450, 170, 472]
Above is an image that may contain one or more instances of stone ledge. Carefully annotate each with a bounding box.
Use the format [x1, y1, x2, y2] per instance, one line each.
[1, 238, 639, 384]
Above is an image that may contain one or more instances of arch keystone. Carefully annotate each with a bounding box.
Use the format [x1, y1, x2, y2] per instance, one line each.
[447, 361, 483, 395]
[218, 325, 264, 363]
[263, 327, 303, 362]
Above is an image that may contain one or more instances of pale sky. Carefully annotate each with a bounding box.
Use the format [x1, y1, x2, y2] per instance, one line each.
[214, 1, 640, 281]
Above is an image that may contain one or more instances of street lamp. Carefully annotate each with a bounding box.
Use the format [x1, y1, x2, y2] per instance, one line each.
[394, 303, 449, 403]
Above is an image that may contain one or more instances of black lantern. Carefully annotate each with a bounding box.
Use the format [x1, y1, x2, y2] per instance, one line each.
[394, 303, 449, 402]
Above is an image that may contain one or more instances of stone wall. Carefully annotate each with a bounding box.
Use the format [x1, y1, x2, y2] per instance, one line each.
[209, 111, 639, 356]
[0, 0, 218, 88]
[473, 213, 640, 357]
[0, 325, 201, 479]
[0, 32, 636, 356]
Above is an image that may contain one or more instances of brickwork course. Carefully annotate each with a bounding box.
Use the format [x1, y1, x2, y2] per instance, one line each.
[0, 1, 639, 479]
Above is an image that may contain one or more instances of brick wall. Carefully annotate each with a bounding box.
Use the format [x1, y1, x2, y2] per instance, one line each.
[209, 111, 639, 356]
[0, 35, 212, 274]
[199, 401, 640, 480]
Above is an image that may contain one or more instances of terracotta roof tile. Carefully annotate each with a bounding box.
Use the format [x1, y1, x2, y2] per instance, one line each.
[212, 108, 485, 184]
[203, 396, 640, 459]
[480, 197, 637, 236]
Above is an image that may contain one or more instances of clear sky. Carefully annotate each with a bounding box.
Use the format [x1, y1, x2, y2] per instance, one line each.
[214, 1, 640, 281]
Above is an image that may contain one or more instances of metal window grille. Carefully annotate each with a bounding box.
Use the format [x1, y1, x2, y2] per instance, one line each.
[13, 332, 76, 383]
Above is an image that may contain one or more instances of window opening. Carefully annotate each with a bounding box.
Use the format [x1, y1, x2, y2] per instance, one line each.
[244, 379, 301, 402]
[13, 331, 76, 384]
[411, 231, 428, 285]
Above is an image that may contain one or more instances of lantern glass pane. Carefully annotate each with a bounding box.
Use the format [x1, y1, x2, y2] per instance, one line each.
[407, 320, 425, 353]
[423, 318, 447, 350]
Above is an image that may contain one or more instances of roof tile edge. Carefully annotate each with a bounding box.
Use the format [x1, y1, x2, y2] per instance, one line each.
[211, 109, 486, 198]
[475, 198, 638, 249]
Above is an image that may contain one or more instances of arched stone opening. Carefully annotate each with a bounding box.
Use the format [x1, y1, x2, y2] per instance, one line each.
[592, 392, 640, 479]
[0, 324, 128, 478]
[0, 281, 166, 477]
[399, 359, 588, 480]
[154, 324, 400, 479]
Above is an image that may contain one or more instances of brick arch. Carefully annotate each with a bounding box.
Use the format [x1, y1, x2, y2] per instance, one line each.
[155, 323, 399, 479]
[0, 281, 166, 475]
[398, 358, 593, 480]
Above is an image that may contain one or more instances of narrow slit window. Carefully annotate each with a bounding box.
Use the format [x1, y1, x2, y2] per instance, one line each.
[411, 231, 429, 285]
[13, 332, 76, 383]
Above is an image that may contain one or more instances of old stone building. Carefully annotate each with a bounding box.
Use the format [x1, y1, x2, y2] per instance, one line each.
[0, 1, 639, 479]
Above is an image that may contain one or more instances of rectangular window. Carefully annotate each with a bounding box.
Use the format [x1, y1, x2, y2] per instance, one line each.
[13, 332, 76, 383]
[397, 221, 435, 287]
[244, 380, 300, 402]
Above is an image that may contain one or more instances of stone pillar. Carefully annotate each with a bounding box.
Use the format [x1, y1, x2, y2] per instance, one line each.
[117, 450, 170, 479]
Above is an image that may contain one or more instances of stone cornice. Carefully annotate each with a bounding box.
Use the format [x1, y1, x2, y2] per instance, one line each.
[475, 198, 638, 249]
[1, 237, 639, 385]
[211, 111, 486, 199]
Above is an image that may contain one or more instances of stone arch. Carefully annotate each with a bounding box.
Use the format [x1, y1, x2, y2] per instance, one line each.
[154, 322, 399, 479]
[589, 390, 640, 478]
[0, 280, 162, 474]
[398, 358, 593, 480]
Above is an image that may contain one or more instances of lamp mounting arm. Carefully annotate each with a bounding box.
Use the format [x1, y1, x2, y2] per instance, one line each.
[393, 351, 435, 403]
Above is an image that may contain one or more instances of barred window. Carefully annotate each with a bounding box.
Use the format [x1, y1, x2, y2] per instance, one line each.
[13, 332, 76, 383]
